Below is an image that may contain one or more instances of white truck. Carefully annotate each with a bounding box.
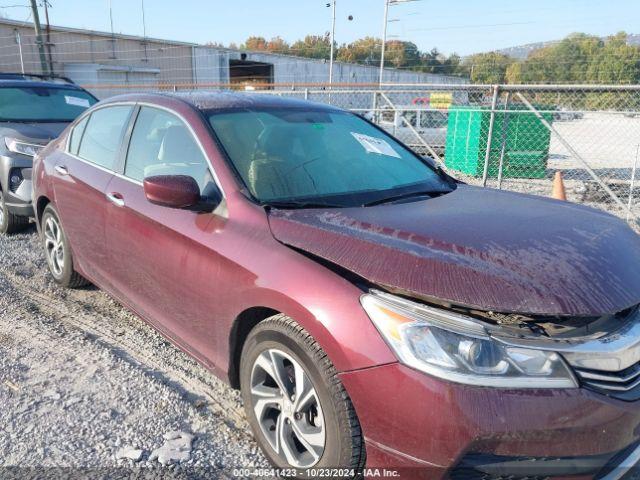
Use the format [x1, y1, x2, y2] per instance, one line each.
[376, 106, 449, 157]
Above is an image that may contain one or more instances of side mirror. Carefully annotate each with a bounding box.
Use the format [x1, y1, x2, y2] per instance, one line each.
[143, 175, 201, 209]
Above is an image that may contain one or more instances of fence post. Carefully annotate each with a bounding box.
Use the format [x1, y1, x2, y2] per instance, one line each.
[628, 145, 639, 222]
[497, 92, 511, 189]
[482, 85, 500, 187]
[372, 91, 378, 124]
[378, 91, 444, 164]
[515, 91, 631, 215]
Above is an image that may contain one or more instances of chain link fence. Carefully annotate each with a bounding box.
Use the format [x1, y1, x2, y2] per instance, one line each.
[87, 82, 640, 229]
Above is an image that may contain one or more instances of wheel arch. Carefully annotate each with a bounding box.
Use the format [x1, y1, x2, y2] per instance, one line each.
[34, 194, 52, 237]
[228, 306, 281, 389]
[36, 195, 51, 224]
[226, 288, 394, 390]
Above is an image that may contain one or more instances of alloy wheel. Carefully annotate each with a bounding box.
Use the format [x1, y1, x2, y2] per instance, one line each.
[250, 348, 326, 468]
[44, 215, 64, 277]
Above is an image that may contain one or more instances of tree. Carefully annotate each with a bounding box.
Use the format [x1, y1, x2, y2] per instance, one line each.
[242, 36, 268, 51]
[504, 62, 522, 84]
[463, 52, 513, 83]
[515, 33, 601, 84]
[510, 32, 640, 86]
[441, 53, 462, 75]
[589, 32, 640, 84]
[336, 37, 380, 64]
[385, 41, 421, 69]
[266, 37, 290, 54]
[290, 35, 331, 59]
[232, 34, 463, 77]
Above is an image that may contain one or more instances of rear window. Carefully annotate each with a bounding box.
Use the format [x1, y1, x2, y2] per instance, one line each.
[0, 86, 97, 122]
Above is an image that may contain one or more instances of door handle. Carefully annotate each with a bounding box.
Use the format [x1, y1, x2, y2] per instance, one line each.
[106, 192, 125, 207]
[54, 165, 69, 176]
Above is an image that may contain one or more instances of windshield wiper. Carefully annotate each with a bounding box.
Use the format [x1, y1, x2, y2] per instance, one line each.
[262, 200, 345, 210]
[362, 189, 451, 207]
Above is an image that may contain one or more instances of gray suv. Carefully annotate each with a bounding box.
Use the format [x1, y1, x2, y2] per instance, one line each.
[0, 73, 97, 233]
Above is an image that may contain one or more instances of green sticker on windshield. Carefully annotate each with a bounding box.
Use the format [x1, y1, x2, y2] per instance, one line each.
[312, 123, 325, 130]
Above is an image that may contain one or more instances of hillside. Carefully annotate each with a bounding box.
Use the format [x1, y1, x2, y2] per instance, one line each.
[490, 33, 640, 60]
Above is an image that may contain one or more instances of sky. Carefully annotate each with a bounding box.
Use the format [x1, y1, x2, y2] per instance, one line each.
[2, 0, 640, 56]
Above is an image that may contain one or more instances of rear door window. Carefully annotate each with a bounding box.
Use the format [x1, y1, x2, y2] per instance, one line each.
[69, 115, 89, 155]
[77, 105, 133, 170]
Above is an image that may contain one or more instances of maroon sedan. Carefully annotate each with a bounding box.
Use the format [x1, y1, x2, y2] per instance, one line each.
[33, 92, 640, 478]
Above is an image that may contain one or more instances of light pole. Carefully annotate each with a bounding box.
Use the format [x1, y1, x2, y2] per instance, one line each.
[329, 1, 336, 86]
[141, 0, 147, 38]
[108, 0, 116, 59]
[378, 0, 390, 86]
[14, 30, 24, 74]
[379, 0, 421, 86]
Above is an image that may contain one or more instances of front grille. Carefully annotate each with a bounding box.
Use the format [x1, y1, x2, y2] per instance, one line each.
[575, 361, 640, 401]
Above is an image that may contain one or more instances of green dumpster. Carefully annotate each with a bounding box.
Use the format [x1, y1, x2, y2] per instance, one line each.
[444, 105, 553, 179]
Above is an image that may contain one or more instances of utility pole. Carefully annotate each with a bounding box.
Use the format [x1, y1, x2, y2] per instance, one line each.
[328, 1, 336, 86]
[379, 0, 389, 86]
[29, 0, 49, 75]
[43, 0, 54, 75]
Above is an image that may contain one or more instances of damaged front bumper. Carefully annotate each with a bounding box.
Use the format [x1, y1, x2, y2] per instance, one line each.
[493, 307, 640, 402]
[338, 282, 640, 479]
[450, 442, 640, 480]
[340, 362, 640, 479]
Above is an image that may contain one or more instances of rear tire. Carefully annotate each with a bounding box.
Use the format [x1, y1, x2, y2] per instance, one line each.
[240, 315, 365, 477]
[41, 204, 89, 288]
[0, 190, 29, 234]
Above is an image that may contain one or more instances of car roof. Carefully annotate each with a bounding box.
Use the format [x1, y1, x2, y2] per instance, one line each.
[102, 91, 343, 113]
[0, 80, 87, 90]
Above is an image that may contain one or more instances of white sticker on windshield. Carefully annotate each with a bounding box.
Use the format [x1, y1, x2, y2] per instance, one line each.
[351, 132, 401, 158]
[64, 96, 90, 108]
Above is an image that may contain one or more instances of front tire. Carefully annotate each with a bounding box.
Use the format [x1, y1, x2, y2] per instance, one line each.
[41, 204, 89, 288]
[240, 315, 365, 476]
[0, 190, 29, 234]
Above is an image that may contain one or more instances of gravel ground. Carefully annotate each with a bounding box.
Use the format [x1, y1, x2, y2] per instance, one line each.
[2, 216, 639, 479]
[0, 225, 269, 478]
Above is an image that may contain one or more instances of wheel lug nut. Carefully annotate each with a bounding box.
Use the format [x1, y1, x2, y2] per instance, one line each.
[294, 413, 302, 420]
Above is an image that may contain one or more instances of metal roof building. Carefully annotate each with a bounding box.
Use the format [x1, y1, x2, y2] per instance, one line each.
[0, 17, 467, 98]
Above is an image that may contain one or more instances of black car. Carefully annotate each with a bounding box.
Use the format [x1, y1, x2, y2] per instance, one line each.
[0, 73, 97, 234]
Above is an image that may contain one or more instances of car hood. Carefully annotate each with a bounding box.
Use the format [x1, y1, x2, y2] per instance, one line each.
[268, 185, 640, 317]
[0, 121, 69, 144]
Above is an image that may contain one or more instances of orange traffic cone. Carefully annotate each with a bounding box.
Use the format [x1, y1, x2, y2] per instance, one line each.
[552, 171, 567, 201]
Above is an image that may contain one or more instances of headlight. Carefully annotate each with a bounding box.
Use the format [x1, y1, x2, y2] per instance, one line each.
[361, 291, 577, 388]
[4, 137, 45, 157]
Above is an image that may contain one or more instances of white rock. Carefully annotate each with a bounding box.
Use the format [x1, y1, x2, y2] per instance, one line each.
[116, 447, 144, 462]
[149, 432, 195, 466]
